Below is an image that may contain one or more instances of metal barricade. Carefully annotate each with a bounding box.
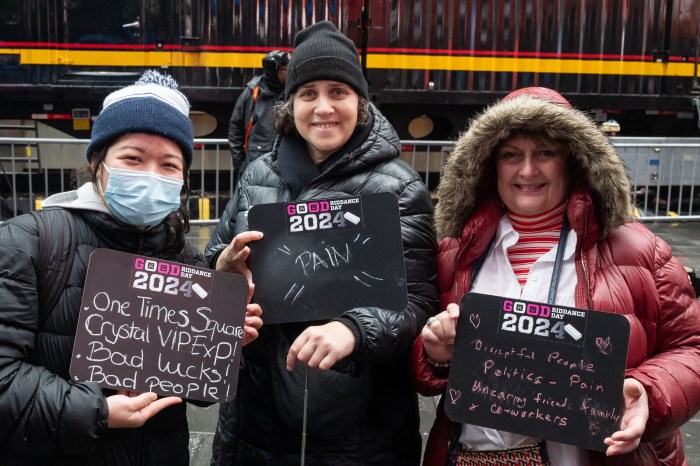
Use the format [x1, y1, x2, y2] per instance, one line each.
[612, 138, 700, 221]
[1, 136, 699, 223]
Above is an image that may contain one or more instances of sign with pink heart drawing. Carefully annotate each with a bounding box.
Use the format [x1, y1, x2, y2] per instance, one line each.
[445, 292, 630, 452]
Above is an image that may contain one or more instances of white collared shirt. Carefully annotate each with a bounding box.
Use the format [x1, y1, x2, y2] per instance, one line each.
[458, 215, 589, 466]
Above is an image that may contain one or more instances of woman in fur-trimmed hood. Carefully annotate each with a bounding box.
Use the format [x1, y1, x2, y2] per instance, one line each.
[410, 87, 700, 466]
[435, 87, 631, 239]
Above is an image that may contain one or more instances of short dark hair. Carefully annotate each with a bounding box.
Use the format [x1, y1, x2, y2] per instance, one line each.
[273, 94, 372, 137]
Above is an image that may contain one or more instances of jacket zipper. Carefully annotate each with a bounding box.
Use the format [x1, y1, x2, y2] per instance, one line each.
[578, 205, 594, 309]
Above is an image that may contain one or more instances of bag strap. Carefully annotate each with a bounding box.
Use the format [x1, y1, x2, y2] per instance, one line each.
[251, 82, 261, 103]
[242, 75, 263, 154]
[31, 207, 77, 327]
[243, 83, 261, 155]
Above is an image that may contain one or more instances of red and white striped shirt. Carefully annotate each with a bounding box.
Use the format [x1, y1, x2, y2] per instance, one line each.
[506, 202, 567, 287]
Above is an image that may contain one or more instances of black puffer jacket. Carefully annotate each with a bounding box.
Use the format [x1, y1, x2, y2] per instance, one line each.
[0, 203, 202, 465]
[205, 106, 438, 465]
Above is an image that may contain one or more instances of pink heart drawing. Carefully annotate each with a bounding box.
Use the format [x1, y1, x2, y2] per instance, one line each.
[469, 314, 480, 329]
[449, 388, 462, 404]
[595, 337, 612, 355]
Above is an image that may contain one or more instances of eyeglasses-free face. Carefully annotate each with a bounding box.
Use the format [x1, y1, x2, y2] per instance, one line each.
[496, 133, 569, 217]
[293, 80, 359, 165]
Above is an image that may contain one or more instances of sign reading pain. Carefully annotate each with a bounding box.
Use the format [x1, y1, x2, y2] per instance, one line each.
[248, 193, 408, 324]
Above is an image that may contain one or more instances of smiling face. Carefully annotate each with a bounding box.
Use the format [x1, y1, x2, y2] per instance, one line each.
[495, 133, 570, 216]
[293, 80, 359, 165]
[96, 132, 184, 189]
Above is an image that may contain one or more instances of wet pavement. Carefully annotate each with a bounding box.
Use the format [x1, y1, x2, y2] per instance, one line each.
[186, 221, 700, 465]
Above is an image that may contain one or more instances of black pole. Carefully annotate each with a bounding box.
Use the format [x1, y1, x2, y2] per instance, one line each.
[360, 0, 369, 81]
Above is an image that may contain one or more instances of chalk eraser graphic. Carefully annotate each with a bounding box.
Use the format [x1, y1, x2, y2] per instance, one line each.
[564, 323, 582, 340]
[192, 282, 208, 299]
[343, 211, 361, 225]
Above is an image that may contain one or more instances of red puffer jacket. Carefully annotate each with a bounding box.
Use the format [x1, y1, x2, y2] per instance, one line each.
[411, 190, 700, 466]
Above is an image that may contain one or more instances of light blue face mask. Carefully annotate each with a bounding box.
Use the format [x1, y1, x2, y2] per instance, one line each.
[101, 164, 184, 226]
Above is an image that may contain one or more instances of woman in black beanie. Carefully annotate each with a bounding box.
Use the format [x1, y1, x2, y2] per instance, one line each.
[205, 21, 438, 466]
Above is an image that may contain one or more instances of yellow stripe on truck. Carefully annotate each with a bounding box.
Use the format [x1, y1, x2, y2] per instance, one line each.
[366, 54, 694, 77]
[0, 47, 695, 78]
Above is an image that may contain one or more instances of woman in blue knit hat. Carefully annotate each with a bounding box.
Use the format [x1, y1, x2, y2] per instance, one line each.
[205, 21, 438, 466]
[0, 70, 262, 465]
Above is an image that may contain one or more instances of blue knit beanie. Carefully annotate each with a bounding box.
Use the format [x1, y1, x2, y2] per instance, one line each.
[86, 70, 194, 167]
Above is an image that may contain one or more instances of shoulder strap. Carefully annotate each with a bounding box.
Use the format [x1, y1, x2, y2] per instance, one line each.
[243, 82, 262, 154]
[470, 235, 497, 286]
[251, 83, 261, 103]
[31, 208, 78, 327]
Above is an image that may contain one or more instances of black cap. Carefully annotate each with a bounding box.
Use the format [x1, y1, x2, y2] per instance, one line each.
[284, 21, 368, 99]
[262, 50, 291, 81]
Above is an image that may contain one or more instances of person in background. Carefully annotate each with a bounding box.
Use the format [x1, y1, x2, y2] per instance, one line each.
[228, 49, 290, 179]
[206, 21, 438, 466]
[0, 70, 262, 465]
[410, 87, 700, 466]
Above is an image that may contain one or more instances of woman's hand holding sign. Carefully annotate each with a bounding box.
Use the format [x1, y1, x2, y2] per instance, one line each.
[215, 231, 264, 346]
[107, 392, 182, 428]
[215, 231, 263, 279]
[604, 378, 649, 456]
[242, 291, 262, 346]
[421, 303, 461, 366]
[286, 321, 356, 371]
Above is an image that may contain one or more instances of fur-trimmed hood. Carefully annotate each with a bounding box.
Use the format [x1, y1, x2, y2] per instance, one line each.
[435, 93, 633, 238]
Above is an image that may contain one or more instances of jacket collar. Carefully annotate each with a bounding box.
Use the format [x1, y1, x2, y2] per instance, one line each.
[455, 186, 601, 268]
[275, 104, 400, 197]
[73, 208, 170, 256]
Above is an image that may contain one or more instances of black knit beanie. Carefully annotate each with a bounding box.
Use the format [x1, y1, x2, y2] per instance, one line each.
[285, 21, 368, 99]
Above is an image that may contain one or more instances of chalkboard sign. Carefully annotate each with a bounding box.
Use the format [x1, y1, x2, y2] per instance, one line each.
[70, 249, 248, 403]
[248, 192, 408, 324]
[445, 293, 630, 452]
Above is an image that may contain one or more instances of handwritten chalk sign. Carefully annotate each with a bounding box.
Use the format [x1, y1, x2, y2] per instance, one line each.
[248, 192, 408, 324]
[445, 293, 630, 452]
[69, 249, 248, 403]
